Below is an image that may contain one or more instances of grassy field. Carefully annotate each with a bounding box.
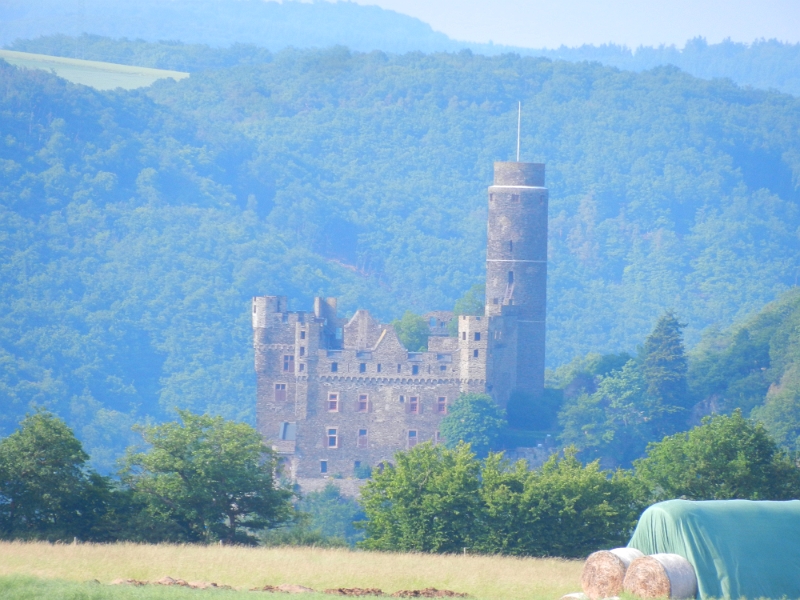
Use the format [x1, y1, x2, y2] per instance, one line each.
[0, 50, 189, 90]
[0, 542, 582, 600]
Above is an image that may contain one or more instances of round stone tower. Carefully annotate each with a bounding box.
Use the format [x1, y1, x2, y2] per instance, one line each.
[485, 161, 547, 397]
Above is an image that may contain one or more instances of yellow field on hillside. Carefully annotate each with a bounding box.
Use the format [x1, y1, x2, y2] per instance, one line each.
[0, 542, 582, 600]
[0, 50, 189, 90]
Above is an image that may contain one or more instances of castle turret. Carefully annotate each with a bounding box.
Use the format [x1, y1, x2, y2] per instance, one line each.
[485, 162, 547, 398]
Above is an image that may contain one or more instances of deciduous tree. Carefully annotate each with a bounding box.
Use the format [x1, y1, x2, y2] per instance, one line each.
[358, 443, 482, 552]
[391, 311, 430, 352]
[0, 410, 112, 541]
[123, 410, 293, 544]
[440, 393, 505, 457]
[634, 410, 800, 501]
[477, 449, 641, 558]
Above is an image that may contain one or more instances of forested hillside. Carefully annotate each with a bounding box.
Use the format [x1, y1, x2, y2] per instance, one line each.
[2, 44, 800, 469]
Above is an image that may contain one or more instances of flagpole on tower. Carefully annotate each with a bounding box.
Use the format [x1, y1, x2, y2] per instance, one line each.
[516, 102, 521, 162]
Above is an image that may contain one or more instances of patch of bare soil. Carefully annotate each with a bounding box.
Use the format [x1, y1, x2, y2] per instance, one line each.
[324, 588, 385, 596]
[391, 589, 468, 598]
[110, 578, 148, 586]
[110, 576, 231, 589]
[252, 584, 317, 593]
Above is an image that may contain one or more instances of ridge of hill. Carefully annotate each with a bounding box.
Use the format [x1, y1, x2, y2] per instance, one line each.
[3, 0, 800, 96]
[2, 47, 800, 469]
[0, 0, 458, 55]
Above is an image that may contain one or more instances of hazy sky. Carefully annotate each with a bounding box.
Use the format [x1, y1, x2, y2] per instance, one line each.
[347, 0, 800, 48]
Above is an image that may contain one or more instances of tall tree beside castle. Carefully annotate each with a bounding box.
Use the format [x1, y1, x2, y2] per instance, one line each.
[643, 311, 690, 426]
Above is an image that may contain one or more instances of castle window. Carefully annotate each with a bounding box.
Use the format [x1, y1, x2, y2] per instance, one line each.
[327, 428, 339, 448]
[328, 393, 339, 412]
[473, 349, 479, 358]
[397, 364, 401, 373]
[331, 362, 338, 373]
[358, 394, 369, 412]
[407, 430, 418, 449]
[300, 330, 306, 339]
[320, 460, 328, 474]
[300, 346, 305, 356]
[253, 304, 257, 314]
[357, 429, 368, 449]
[274, 383, 287, 402]
[437, 397, 447, 414]
[409, 396, 419, 414]
[508, 271, 514, 284]
[412, 365, 419, 376]
[336, 327, 343, 340]
[282, 313, 288, 323]
[279, 422, 296, 441]
[429, 317, 436, 327]
[462, 332, 466, 340]
[508, 240, 513, 252]
[377, 363, 382, 373]
[299, 363, 305, 372]
[474, 332, 481, 341]
[399, 395, 405, 403]
[359, 363, 366, 373]
[434, 431, 442, 445]
[489, 193, 494, 202]
[283, 355, 295, 373]
[440, 365, 447, 371]
[511, 194, 520, 202]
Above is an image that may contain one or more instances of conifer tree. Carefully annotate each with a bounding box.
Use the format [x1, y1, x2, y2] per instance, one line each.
[642, 311, 690, 431]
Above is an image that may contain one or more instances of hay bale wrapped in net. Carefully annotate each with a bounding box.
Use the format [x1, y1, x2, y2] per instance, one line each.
[623, 554, 697, 600]
[581, 548, 644, 600]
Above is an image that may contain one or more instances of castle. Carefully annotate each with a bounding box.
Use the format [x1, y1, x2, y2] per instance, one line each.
[253, 161, 548, 481]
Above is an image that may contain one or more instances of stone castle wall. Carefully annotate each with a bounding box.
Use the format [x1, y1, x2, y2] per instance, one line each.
[254, 161, 548, 480]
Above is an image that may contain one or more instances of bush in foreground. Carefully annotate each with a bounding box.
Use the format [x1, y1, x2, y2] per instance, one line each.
[358, 443, 639, 557]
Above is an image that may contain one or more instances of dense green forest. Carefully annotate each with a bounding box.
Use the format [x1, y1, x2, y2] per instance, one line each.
[15, 34, 800, 98]
[552, 290, 800, 466]
[2, 40, 800, 469]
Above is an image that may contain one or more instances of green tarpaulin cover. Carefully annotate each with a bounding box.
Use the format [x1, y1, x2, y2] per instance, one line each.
[628, 499, 800, 599]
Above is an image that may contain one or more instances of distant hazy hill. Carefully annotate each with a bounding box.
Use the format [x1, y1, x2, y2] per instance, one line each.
[3, 0, 800, 96]
[0, 0, 459, 54]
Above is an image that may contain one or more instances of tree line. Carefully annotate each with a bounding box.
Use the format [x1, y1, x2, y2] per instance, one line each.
[3, 401, 799, 555]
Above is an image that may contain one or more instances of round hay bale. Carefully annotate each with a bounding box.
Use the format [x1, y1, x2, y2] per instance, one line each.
[623, 554, 697, 600]
[581, 548, 644, 600]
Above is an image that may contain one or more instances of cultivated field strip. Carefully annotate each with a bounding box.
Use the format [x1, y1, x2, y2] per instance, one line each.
[0, 542, 581, 600]
[0, 49, 189, 89]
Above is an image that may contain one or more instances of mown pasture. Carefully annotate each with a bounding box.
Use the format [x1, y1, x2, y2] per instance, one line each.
[0, 542, 581, 599]
[0, 49, 188, 89]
